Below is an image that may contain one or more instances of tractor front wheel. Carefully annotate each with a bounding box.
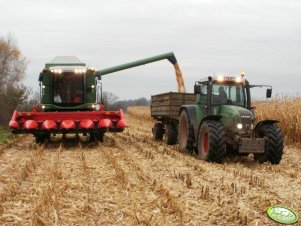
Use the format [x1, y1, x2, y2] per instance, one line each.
[254, 124, 284, 164]
[197, 120, 226, 163]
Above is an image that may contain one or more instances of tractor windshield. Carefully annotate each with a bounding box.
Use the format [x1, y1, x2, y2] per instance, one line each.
[53, 72, 84, 105]
[211, 83, 245, 107]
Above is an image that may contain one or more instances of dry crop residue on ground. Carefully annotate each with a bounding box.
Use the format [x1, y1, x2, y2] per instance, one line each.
[0, 106, 300, 225]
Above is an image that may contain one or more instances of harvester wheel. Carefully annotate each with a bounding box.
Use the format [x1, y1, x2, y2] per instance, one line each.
[255, 124, 284, 164]
[97, 132, 104, 142]
[166, 124, 178, 145]
[178, 110, 194, 151]
[90, 132, 104, 142]
[35, 134, 49, 144]
[197, 120, 226, 163]
[152, 123, 164, 140]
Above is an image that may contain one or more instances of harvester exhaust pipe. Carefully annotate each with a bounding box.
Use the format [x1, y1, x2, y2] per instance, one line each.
[96, 52, 186, 93]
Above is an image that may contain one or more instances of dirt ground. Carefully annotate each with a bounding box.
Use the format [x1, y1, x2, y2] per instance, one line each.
[0, 114, 300, 225]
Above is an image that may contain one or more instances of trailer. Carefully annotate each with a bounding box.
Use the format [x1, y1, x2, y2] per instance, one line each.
[151, 92, 196, 144]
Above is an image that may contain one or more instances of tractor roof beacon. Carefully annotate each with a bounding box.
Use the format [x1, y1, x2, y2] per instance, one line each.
[151, 74, 284, 164]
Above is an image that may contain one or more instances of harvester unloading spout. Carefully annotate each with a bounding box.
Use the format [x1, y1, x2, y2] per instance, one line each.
[96, 52, 186, 93]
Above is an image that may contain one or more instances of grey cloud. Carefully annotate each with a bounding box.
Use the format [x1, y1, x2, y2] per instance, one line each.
[0, 0, 300, 99]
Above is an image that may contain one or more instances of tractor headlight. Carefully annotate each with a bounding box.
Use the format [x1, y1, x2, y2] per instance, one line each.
[235, 76, 242, 83]
[217, 75, 224, 82]
[237, 123, 243, 129]
[92, 104, 95, 109]
[41, 105, 45, 109]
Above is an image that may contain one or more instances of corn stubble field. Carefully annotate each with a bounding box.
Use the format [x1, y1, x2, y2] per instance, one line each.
[0, 99, 301, 225]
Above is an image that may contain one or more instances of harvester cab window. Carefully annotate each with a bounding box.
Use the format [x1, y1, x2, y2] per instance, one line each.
[52, 72, 84, 105]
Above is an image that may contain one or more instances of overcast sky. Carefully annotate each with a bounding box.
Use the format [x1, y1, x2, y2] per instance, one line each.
[0, 0, 300, 100]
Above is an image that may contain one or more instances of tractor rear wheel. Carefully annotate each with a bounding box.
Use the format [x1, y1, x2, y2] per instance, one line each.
[254, 124, 284, 164]
[197, 120, 226, 163]
[178, 110, 194, 151]
[152, 123, 164, 140]
[166, 124, 178, 145]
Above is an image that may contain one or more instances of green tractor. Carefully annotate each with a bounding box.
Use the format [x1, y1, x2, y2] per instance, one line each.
[151, 74, 284, 164]
[180, 75, 284, 164]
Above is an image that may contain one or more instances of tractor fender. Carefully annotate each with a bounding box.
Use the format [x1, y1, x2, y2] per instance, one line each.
[197, 115, 223, 136]
[200, 115, 223, 125]
[179, 105, 197, 125]
[255, 119, 279, 132]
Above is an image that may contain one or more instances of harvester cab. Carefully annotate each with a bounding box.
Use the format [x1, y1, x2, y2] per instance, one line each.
[38, 56, 101, 111]
[178, 73, 284, 164]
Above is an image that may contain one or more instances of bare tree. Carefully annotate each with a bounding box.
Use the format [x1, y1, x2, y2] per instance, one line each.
[0, 33, 29, 125]
[102, 91, 119, 110]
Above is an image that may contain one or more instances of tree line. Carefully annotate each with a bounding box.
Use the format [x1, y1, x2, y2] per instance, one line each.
[102, 92, 149, 112]
[0, 33, 30, 126]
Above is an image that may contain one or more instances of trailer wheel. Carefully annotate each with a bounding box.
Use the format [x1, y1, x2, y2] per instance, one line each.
[166, 124, 178, 145]
[178, 110, 194, 151]
[197, 120, 226, 163]
[153, 123, 164, 140]
[254, 124, 284, 164]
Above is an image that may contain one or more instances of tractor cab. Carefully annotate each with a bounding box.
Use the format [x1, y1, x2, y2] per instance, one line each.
[194, 74, 273, 136]
[194, 74, 272, 112]
[195, 75, 247, 109]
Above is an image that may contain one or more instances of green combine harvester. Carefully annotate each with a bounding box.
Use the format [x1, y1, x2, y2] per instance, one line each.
[9, 52, 181, 143]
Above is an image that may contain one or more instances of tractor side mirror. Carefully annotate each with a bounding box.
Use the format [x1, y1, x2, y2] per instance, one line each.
[194, 84, 201, 94]
[266, 88, 272, 98]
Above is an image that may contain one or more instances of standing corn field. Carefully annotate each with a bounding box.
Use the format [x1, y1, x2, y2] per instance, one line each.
[254, 97, 301, 147]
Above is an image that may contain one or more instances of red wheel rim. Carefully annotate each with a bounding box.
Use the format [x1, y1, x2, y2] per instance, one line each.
[202, 132, 208, 153]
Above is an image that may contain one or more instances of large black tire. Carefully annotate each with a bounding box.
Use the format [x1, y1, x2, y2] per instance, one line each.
[178, 110, 194, 151]
[152, 123, 164, 140]
[35, 133, 50, 144]
[90, 132, 104, 142]
[197, 120, 226, 163]
[254, 124, 284, 164]
[166, 124, 178, 145]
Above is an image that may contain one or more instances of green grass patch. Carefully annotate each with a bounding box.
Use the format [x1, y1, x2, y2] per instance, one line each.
[0, 126, 10, 142]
